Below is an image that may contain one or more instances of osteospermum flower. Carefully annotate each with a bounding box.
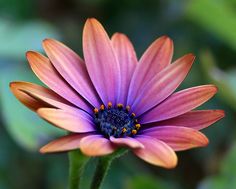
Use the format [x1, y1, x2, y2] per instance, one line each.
[10, 18, 224, 168]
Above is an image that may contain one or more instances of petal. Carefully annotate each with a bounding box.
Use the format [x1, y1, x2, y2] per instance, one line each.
[40, 133, 89, 153]
[132, 54, 195, 116]
[140, 85, 218, 124]
[10, 82, 72, 111]
[142, 126, 209, 151]
[133, 136, 177, 168]
[37, 108, 95, 133]
[155, 110, 225, 130]
[26, 51, 92, 113]
[127, 36, 173, 105]
[80, 135, 116, 156]
[42, 39, 101, 107]
[110, 136, 144, 149]
[111, 33, 138, 105]
[83, 18, 120, 105]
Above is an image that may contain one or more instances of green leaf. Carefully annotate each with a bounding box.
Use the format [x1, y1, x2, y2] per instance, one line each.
[0, 19, 60, 59]
[0, 62, 64, 151]
[198, 143, 236, 189]
[186, 0, 236, 50]
[200, 50, 236, 111]
[125, 175, 176, 189]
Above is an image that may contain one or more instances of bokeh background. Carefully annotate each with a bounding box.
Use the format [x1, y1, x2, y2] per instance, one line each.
[0, 0, 236, 188]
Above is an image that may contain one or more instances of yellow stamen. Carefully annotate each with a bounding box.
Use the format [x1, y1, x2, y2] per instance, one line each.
[100, 104, 105, 111]
[126, 105, 130, 112]
[94, 108, 99, 114]
[117, 103, 123, 109]
[131, 113, 136, 117]
[132, 129, 137, 135]
[108, 102, 112, 109]
[135, 124, 141, 130]
[122, 128, 127, 133]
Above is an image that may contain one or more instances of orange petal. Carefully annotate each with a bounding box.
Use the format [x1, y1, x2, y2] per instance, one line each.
[10, 82, 70, 111]
[141, 85, 218, 123]
[26, 51, 92, 113]
[133, 136, 177, 168]
[142, 126, 209, 151]
[111, 33, 138, 105]
[80, 135, 116, 156]
[132, 54, 195, 116]
[42, 39, 101, 108]
[155, 110, 225, 130]
[127, 36, 173, 105]
[83, 18, 120, 105]
[110, 136, 144, 149]
[40, 134, 89, 153]
[37, 108, 95, 133]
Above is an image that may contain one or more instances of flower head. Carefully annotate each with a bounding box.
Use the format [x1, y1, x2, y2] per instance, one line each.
[10, 18, 224, 168]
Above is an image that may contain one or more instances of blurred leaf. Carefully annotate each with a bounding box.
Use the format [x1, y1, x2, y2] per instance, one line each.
[198, 176, 230, 189]
[125, 174, 176, 189]
[0, 19, 60, 59]
[186, 0, 236, 50]
[198, 143, 236, 189]
[200, 50, 236, 111]
[221, 144, 236, 176]
[0, 0, 34, 19]
[0, 62, 64, 151]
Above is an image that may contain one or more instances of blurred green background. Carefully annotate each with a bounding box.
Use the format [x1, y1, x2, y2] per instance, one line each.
[0, 0, 236, 188]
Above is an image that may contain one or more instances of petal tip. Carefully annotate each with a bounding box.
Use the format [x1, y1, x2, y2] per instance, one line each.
[161, 152, 178, 169]
[42, 38, 58, 48]
[85, 18, 101, 28]
[39, 147, 47, 154]
[112, 32, 127, 38]
[9, 81, 16, 88]
[25, 50, 35, 58]
[166, 158, 178, 169]
[219, 110, 225, 118]
[26, 50, 41, 61]
[208, 84, 218, 94]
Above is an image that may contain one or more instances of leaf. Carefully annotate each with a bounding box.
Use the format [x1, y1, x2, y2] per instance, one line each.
[198, 143, 236, 189]
[0, 19, 60, 59]
[125, 175, 176, 189]
[186, 0, 236, 50]
[200, 50, 236, 111]
[0, 62, 64, 151]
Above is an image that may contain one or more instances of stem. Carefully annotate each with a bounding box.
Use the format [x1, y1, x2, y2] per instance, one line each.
[68, 150, 89, 189]
[90, 149, 128, 189]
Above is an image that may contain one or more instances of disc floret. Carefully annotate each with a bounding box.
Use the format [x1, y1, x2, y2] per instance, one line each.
[94, 102, 140, 138]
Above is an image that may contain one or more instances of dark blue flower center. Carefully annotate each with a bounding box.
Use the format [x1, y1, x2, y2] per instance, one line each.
[93, 103, 141, 138]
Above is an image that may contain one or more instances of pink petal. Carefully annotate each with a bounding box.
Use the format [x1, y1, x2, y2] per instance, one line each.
[110, 136, 144, 149]
[80, 135, 116, 156]
[132, 54, 195, 116]
[111, 33, 138, 105]
[10, 82, 73, 111]
[142, 126, 209, 151]
[83, 18, 120, 105]
[26, 51, 92, 113]
[141, 85, 218, 124]
[155, 110, 225, 130]
[37, 108, 95, 133]
[42, 39, 101, 108]
[40, 133, 89, 153]
[127, 36, 173, 105]
[133, 136, 177, 168]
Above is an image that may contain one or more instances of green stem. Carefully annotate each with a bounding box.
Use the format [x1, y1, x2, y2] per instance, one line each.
[90, 149, 128, 189]
[68, 150, 89, 189]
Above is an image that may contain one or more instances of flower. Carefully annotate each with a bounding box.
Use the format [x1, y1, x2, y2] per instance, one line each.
[10, 18, 224, 169]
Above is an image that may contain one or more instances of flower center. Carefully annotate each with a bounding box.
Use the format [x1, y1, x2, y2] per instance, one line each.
[93, 102, 141, 138]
